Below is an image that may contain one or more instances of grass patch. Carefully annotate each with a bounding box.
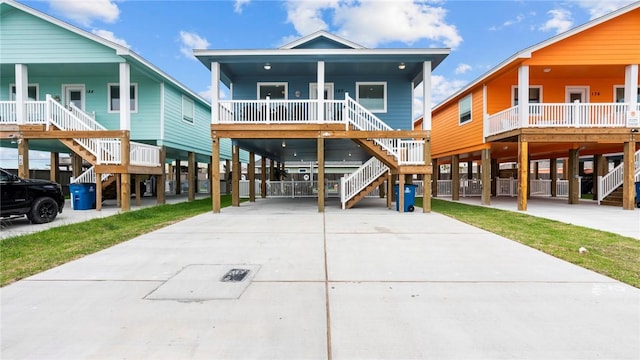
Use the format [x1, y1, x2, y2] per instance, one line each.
[415, 197, 640, 288]
[1, 195, 232, 287]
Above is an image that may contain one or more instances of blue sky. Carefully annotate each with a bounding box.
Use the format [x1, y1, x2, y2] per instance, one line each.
[4, 0, 638, 168]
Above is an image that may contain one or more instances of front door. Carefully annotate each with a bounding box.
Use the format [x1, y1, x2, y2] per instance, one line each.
[566, 86, 589, 125]
[63, 85, 85, 110]
[310, 83, 335, 120]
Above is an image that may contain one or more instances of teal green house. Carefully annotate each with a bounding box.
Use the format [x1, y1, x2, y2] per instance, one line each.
[0, 0, 236, 209]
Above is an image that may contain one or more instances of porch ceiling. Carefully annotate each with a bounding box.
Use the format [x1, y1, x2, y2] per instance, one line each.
[235, 138, 371, 164]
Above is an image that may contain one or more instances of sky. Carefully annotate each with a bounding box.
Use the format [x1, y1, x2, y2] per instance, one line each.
[3, 0, 638, 168]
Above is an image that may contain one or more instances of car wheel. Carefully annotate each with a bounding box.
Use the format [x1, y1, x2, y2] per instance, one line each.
[30, 197, 59, 224]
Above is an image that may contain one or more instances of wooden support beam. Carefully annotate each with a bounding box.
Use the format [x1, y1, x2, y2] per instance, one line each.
[261, 156, 267, 198]
[517, 139, 528, 211]
[317, 138, 325, 212]
[490, 158, 498, 196]
[550, 158, 558, 198]
[451, 155, 460, 201]
[116, 174, 121, 208]
[135, 174, 142, 206]
[422, 137, 432, 213]
[623, 141, 636, 210]
[249, 151, 256, 202]
[120, 133, 130, 211]
[225, 159, 231, 194]
[232, 143, 240, 207]
[211, 137, 221, 213]
[157, 147, 166, 205]
[432, 158, 439, 197]
[398, 173, 405, 213]
[95, 171, 102, 211]
[50, 152, 59, 183]
[568, 148, 580, 205]
[175, 160, 181, 195]
[481, 148, 491, 205]
[387, 172, 393, 209]
[17, 138, 29, 178]
[188, 152, 196, 202]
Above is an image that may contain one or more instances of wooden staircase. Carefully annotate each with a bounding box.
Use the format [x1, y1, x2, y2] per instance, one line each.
[600, 186, 624, 207]
[351, 138, 398, 168]
[58, 138, 98, 166]
[344, 171, 387, 209]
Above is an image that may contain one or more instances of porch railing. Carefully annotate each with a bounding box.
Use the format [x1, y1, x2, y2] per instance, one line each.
[487, 103, 631, 136]
[434, 179, 482, 197]
[496, 177, 578, 198]
[217, 99, 345, 123]
[0, 101, 17, 123]
[130, 142, 161, 166]
[238, 180, 342, 198]
[597, 149, 640, 204]
[340, 157, 389, 209]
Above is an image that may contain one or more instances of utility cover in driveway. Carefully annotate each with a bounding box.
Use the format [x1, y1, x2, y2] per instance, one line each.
[145, 264, 260, 301]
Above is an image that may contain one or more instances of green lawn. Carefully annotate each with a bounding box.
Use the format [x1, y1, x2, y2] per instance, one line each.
[416, 198, 640, 288]
[1, 196, 231, 286]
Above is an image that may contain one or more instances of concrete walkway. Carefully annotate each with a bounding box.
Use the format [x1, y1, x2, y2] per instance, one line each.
[2, 198, 638, 359]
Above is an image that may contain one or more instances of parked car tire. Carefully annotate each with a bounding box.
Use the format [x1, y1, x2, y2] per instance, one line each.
[29, 197, 59, 224]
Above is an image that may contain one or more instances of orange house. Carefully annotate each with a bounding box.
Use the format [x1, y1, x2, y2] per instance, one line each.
[427, 2, 640, 211]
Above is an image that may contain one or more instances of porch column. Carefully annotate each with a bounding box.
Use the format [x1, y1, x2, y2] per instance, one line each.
[188, 151, 196, 201]
[261, 156, 267, 198]
[491, 159, 499, 196]
[96, 171, 102, 211]
[14, 64, 28, 125]
[317, 61, 325, 122]
[431, 158, 439, 197]
[568, 148, 580, 205]
[625, 64, 639, 109]
[623, 141, 636, 210]
[422, 137, 432, 213]
[249, 151, 256, 202]
[317, 138, 325, 212]
[120, 131, 131, 211]
[481, 148, 491, 205]
[517, 138, 528, 211]
[517, 65, 529, 128]
[550, 158, 558, 197]
[593, 154, 606, 201]
[119, 62, 131, 131]
[398, 173, 405, 213]
[17, 139, 29, 178]
[422, 61, 432, 130]
[157, 146, 166, 204]
[232, 143, 240, 207]
[211, 137, 221, 213]
[50, 152, 59, 183]
[175, 160, 181, 195]
[451, 155, 460, 200]
[211, 62, 220, 124]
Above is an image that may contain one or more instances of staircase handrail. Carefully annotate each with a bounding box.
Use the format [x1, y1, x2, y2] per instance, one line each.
[344, 94, 399, 157]
[340, 157, 389, 209]
[598, 149, 640, 204]
[71, 166, 112, 184]
[68, 102, 106, 131]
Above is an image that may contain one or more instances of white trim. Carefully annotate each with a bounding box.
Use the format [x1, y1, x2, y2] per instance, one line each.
[309, 83, 334, 100]
[565, 86, 590, 103]
[280, 30, 365, 49]
[107, 82, 138, 113]
[432, 1, 640, 111]
[356, 81, 387, 113]
[257, 82, 288, 99]
[422, 61, 431, 130]
[458, 93, 472, 125]
[62, 84, 86, 110]
[160, 82, 165, 140]
[181, 95, 195, 125]
[194, 48, 450, 57]
[9, 83, 39, 101]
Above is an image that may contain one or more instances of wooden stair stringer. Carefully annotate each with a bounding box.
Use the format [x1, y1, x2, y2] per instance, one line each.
[344, 172, 388, 209]
[601, 185, 624, 207]
[58, 138, 98, 166]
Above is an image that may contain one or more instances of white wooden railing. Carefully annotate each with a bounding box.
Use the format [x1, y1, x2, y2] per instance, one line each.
[217, 99, 345, 123]
[597, 149, 640, 204]
[488, 103, 632, 136]
[130, 142, 161, 166]
[238, 180, 342, 198]
[496, 177, 578, 198]
[434, 179, 482, 197]
[340, 157, 389, 209]
[0, 101, 17, 123]
[73, 166, 112, 184]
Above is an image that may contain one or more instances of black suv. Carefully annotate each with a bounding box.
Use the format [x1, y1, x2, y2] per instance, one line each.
[0, 168, 65, 224]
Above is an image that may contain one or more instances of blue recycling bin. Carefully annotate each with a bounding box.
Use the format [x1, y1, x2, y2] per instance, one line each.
[69, 183, 96, 210]
[635, 182, 640, 208]
[393, 184, 417, 212]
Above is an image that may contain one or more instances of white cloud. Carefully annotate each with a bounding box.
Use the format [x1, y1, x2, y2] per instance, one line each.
[179, 31, 210, 60]
[539, 8, 573, 34]
[91, 29, 130, 48]
[283, 0, 462, 49]
[48, 0, 120, 26]
[503, 14, 525, 27]
[455, 63, 472, 75]
[198, 85, 229, 102]
[234, 0, 251, 14]
[576, 0, 637, 19]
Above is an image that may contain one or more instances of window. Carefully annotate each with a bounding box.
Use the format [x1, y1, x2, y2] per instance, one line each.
[356, 82, 386, 112]
[10, 84, 39, 100]
[614, 86, 640, 103]
[512, 86, 542, 105]
[182, 96, 194, 124]
[257, 82, 287, 99]
[108, 84, 137, 112]
[458, 94, 472, 124]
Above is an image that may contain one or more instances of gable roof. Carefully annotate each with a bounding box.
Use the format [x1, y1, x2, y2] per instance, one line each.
[0, 0, 210, 107]
[279, 30, 365, 50]
[433, 1, 640, 111]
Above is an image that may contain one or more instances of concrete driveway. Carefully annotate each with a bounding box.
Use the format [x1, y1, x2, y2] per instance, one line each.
[2, 198, 639, 359]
